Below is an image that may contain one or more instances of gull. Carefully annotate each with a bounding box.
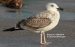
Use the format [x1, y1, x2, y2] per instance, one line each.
[3, 3, 63, 44]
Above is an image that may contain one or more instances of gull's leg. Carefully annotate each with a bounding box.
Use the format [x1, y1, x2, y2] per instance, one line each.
[40, 31, 46, 44]
[43, 32, 46, 44]
[40, 31, 43, 44]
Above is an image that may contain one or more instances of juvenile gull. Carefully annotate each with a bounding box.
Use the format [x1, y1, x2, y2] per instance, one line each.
[3, 3, 63, 44]
[15, 3, 63, 44]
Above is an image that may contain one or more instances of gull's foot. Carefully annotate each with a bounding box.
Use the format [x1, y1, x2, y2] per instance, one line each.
[40, 42, 47, 45]
[40, 42, 52, 45]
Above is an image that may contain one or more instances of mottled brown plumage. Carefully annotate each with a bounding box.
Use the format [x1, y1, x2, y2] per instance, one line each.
[16, 3, 62, 45]
[23, 18, 51, 29]
[19, 11, 53, 30]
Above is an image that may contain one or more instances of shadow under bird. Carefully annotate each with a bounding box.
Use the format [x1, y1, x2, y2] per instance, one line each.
[3, 3, 63, 44]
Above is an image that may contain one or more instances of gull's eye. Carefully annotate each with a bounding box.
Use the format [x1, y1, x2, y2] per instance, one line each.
[51, 5, 54, 7]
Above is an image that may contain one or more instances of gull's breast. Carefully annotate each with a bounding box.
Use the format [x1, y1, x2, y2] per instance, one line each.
[36, 13, 60, 32]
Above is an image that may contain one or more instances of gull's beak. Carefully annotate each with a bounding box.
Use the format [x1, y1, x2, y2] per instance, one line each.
[57, 7, 64, 11]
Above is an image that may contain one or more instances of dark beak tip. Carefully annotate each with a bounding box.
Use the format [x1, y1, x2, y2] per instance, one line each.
[60, 8, 64, 11]
[57, 8, 64, 11]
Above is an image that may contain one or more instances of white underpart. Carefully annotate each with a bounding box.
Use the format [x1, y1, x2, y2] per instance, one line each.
[20, 3, 60, 33]
[34, 3, 61, 33]
[35, 10, 60, 33]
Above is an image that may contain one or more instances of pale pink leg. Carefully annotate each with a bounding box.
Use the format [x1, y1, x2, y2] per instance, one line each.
[43, 32, 46, 43]
[40, 31, 46, 44]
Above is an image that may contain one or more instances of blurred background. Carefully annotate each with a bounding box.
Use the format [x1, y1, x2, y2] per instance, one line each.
[0, 0, 75, 47]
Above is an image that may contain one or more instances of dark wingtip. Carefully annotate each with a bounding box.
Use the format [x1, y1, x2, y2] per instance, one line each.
[3, 27, 24, 32]
[3, 27, 16, 32]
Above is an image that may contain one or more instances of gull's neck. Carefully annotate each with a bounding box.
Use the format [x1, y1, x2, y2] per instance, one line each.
[47, 9, 60, 21]
[48, 9, 60, 15]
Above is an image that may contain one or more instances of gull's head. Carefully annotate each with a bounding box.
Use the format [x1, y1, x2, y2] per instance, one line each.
[46, 3, 63, 11]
